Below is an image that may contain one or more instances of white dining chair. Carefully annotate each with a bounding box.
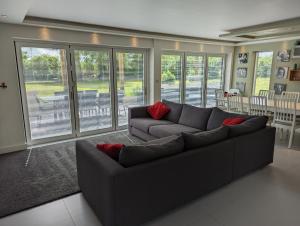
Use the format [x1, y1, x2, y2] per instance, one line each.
[227, 94, 244, 113]
[281, 91, 300, 102]
[248, 96, 267, 116]
[271, 97, 300, 148]
[215, 89, 227, 110]
[259, 90, 275, 100]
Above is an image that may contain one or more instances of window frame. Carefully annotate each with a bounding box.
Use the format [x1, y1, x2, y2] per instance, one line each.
[160, 51, 226, 107]
[252, 51, 274, 95]
[113, 47, 149, 129]
[70, 45, 116, 137]
[15, 40, 150, 145]
[15, 41, 76, 145]
[160, 51, 185, 103]
[184, 52, 206, 107]
[206, 53, 226, 107]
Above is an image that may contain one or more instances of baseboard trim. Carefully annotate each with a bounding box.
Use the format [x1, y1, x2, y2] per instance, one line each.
[0, 144, 27, 155]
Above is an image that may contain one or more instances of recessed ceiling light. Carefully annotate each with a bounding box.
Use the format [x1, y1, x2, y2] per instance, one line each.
[1, 14, 8, 18]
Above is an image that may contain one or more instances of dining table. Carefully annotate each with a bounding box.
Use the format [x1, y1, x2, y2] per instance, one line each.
[217, 96, 300, 115]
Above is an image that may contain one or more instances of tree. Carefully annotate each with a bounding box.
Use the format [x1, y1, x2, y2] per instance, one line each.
[22, 51, 61, 81]
[256, 55, 272, 77]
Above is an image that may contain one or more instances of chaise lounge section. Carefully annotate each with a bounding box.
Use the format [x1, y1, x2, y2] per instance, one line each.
[77, 101, 276, 226]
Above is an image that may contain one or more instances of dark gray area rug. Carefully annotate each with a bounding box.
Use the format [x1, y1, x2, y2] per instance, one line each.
[0, 131, 142, 218]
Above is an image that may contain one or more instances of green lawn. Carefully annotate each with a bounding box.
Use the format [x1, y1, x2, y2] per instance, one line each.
[26, 78, 223, 98]
[164, 79, 221, 86]
[25, 80, 143, 97]
[254, 77, 271, 95]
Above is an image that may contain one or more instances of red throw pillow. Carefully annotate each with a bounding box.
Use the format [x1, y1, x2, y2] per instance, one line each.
[96, 143, 124, 160]
[147, 101, 170, 120]
[223, 117, 246, 126]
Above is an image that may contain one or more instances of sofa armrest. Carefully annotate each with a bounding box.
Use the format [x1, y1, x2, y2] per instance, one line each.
[76, 140, 123, 226]
[128, 106, 150, 119]
[232, 126, 275, 179]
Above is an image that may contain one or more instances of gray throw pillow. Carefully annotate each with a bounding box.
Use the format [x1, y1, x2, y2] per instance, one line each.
[228, 116, 268, 137]
[162, 100, 183, 123]
[182, 126, 229, 150]
[119, 135, 184, 167]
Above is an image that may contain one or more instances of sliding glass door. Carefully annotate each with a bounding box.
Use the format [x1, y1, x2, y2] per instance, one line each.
[17, 42, 148, 144]
[185, 54, 205, 107]
[206, 55, 225, 107]
[115, 50, 146, 127]
[17, 44, 74, 142]
[161, 53, 183, 103]
[72, 48, 113, 133]
[161, 52, 224, 107]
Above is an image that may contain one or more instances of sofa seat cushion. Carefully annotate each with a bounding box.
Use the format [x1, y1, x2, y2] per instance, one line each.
[207, 107, 249, 131]
[228, 116, 268, 138]
[130, 118, 174, 133]
[178, 104, 213, 130]
[146, 135, 181, 145]
[149, 124, 200, 138]
[162, 100, 183, 123]
[119, 135, 184, 167]
[182, 126, 229, 150]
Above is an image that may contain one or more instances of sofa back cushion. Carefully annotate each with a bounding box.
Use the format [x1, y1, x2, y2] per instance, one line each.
[228, 116, 268, 138]
[207, 107, 248, 131]
[178, 104, 212, 130]
[162, 100, 183, 123]
[119, 135, 184, 167]
[182, 126, 229, 150]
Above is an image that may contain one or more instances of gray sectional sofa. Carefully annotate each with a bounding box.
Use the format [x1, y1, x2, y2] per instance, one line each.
[129, 100, 245, 140]
[129, 100, 213, 140]
[76, 100, 276, 226]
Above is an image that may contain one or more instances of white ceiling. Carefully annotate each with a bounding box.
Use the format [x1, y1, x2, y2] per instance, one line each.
[1, 0, 300, 40]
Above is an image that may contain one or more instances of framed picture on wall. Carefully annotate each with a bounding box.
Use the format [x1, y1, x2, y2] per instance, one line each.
[274, 83, 287, 95]
[276, 67, 289, 79]
[237, 67, 247, 78]
[277, 50, 291, 62]
[238, 53, 248, 64]
[236, 81, 246, 93]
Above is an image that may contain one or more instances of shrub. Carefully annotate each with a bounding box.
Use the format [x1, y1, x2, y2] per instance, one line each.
[162, 70, 176, 82]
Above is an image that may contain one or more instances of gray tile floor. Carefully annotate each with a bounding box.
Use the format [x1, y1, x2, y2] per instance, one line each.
[1, 133, 300, 226]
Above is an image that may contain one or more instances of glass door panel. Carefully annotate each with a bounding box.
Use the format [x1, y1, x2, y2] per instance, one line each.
[115, 51, 145, 127]
[19, 46, 73, 140]
[161, 54, 182, 103]
[206, 56, 224, 107]
[253, 52, 273, 95]
[185, 55, 205, 107]
[73, 49, 113, 132]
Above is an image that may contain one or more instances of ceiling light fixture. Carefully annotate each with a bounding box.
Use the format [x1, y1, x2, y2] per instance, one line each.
[1, 14, 8, 18]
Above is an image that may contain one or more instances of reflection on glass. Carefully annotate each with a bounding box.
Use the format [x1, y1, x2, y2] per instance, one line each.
[21, 47, 72, 140]
[185, 55, 205, 107]
[115, 51, 145, 126]
[74, 50, 112, 132]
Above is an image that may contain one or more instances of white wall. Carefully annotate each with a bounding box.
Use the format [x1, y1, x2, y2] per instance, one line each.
[0, 22, 234, 154]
